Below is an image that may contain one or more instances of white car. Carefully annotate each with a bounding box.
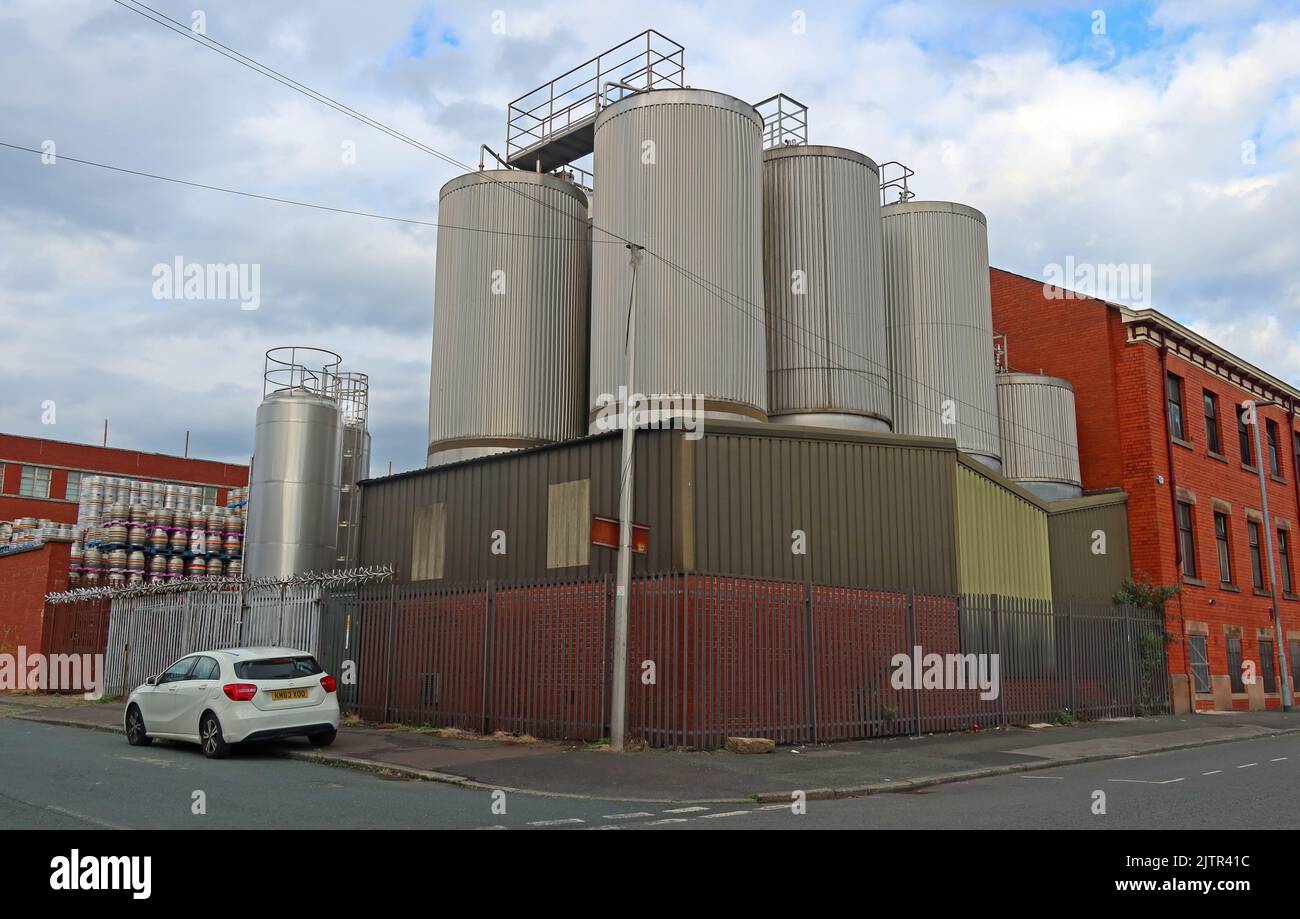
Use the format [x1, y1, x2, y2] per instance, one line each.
[124, 647, 340, 759]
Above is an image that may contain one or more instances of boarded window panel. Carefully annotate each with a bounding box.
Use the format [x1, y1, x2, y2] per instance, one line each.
[411, 503, 446, 581]
[547, 479, 590, 569]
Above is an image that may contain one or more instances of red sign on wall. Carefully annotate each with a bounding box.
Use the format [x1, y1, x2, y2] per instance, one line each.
[591, 515, 649, 554]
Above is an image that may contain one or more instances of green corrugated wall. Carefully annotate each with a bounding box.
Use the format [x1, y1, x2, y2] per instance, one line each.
[956, 461, 1053, 600]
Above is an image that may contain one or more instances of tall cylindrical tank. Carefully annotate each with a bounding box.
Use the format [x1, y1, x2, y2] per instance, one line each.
[244, 349, 345, 580]
[996, 373, 1082, 500]
[882, 200, 1001, 469]
[763, 145, 891, 431]
[427, 170, 590, 467]
[589, 89, 766, 428]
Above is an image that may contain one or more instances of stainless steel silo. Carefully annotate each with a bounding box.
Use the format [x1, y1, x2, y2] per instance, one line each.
[996, 373, 1082, 500]
[427, 170, 590, 467]
[589, 89, 766, 428]
[882, 201, 1002, 469]
[244, 348, 345, 580]
[763, 145, 891, 431]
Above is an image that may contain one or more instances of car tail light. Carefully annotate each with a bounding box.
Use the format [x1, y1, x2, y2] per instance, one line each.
[320, 675, 337, 693]
[222, 683, 258, 701]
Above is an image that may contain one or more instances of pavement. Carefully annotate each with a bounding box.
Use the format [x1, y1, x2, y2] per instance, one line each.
[4, 691, 1300, 803]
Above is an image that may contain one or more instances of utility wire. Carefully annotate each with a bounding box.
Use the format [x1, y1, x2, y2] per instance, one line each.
[101, 1, 1083, 464]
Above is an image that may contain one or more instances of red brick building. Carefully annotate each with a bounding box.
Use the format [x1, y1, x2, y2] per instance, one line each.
[0, 433, 248, 524]
[991, 268, 1300, 713]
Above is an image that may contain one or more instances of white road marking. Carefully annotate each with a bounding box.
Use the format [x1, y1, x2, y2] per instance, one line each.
[586, 825, 622, 830]
[1270, 757, 1288, 762]
[663, 806, 709, 813]
[475, 825, 508, 830]
[527, 817, 585, 826]
[699, 810, 749, 819]
[759, 803, 793, 810]
[602, 812, 654, 820]
[1237, 763, 1258, 769]
[1202, 770, 1222, 776]
[647, 818, 688, 825]
[1108, 778, 1184, 784]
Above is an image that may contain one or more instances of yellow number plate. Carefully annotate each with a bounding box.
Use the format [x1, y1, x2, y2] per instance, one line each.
[270, 688, 309, 701]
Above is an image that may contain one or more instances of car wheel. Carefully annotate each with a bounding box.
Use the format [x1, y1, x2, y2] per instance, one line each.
[200, 712, 231, 759]
[125, 704, 152, 746]
[308, 728, 337, 747]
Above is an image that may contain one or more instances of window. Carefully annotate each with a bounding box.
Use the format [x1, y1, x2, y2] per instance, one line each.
[1214, 512, 1233, 584]
[18, 466, 52, 498]
[202, 486, 218, 506]
[1167, 373, 1186, 440]
[1290, 639, 1300, 696]
[1176, 501, 1197, 578]
[1189, 635, 1211, 693]
[1260, 639, 1277, 693]
[1280, 529, 1294, 594]
[1237, 405, 1254, 466]
[158, 657, 197, 685]
[1267, 420, 1282, 476]
[65, 471, 83, 502]
[189, 657, 220, 681]
[1226, 637, 1245, 693]
[1247, 520, 1265, 589]
[234, 656, 322, 680]
[1203, 391, 1222, 455]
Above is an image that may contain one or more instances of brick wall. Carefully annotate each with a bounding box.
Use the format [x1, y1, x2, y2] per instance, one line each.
[991, 267, 1300, 712]
[0, 541, 71, 657]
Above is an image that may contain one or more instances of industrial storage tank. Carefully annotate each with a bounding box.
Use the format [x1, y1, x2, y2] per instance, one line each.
[427, 169, 590, 467]
[763, 145, 891, 431]
[244, 348, 345, 580]
[882, 200, 1002, 469]
[995, 373, 1082, 500]
[589, 89, 766, 428]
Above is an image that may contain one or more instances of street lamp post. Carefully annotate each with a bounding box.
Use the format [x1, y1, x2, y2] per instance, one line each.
[1249, 399, 1292, 712]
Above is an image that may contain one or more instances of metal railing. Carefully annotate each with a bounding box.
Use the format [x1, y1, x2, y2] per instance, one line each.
[505, 30, 685, 168]
[754, 94, 808, 149]
[879, 160, 915, 204]
[310, 573, 1170, 748]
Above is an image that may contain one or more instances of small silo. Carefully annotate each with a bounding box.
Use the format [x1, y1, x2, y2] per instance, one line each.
[589, 89, 766, 428]
[427, 169, 590, 467]
[763, 145, 891, 431]
[995, 373, 1082, 500]
[882, 200, 1002, 469]
[244, 348, 345, 581]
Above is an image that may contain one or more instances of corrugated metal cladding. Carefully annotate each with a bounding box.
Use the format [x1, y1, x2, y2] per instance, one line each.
[996, 373, 1083, 500]
[589, 89, 767, 424]
[762, 145, 891, 431]
[691, 427, 960, 594]
[358, 431, 682, 583]
[1046, 493, 1131, 603]
[882, 201, 1002, 469]
[427, 170, 590, 467]
[955, 460, 1052, 600]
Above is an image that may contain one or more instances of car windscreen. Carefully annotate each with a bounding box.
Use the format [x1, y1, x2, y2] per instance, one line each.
[234, 656, 323, 680]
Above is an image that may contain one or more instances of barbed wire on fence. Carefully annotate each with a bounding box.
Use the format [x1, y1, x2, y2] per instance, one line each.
[45, 565, 394, 605]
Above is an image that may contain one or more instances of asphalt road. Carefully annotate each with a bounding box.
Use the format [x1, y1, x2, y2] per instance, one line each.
[2, 715, 1298, 830]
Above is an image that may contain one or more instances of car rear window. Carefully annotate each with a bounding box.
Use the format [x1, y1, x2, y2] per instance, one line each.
[234, 656, 323, 680]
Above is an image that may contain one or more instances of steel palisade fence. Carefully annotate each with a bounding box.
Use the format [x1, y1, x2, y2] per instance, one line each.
[97, 584, 325, 698]
[311, 573, 1171, 749]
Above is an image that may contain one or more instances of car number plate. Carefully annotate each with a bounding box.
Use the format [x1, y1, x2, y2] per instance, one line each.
[270, 688, 309, 701]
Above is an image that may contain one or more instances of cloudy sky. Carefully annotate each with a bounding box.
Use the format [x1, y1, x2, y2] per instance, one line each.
[2, 0, 1298, 472]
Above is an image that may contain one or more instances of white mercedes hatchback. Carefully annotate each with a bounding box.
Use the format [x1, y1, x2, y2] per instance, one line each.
[124, 647, 340, 758]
